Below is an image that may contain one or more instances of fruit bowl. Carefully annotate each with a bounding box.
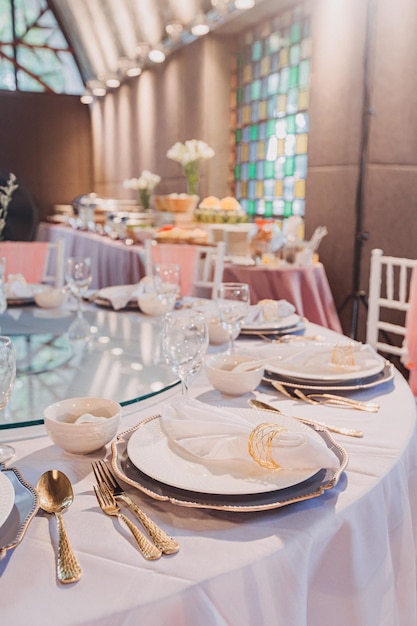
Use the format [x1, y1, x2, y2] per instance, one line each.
[153, 194, 199, 213]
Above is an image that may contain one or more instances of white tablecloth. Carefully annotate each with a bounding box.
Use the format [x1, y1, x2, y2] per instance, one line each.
[1, 323, 416, 626]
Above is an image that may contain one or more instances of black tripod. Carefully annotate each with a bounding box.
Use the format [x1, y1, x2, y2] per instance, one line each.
[338, 0, 374, 340]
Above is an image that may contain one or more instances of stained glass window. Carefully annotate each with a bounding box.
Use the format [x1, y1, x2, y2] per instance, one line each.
[233, 5, 311, 219]
[0, 0, 84, 94]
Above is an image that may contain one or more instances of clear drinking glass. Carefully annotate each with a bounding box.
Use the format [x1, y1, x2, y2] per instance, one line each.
[215, 282, 250, 353]
[0, 336, 17, 463]
[65, 257, 93, 340]
[153, 263, 181, 312]
[162, 310, 208, 395]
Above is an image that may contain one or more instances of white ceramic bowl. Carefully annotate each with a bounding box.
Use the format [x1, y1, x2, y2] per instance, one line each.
[44, 397, 121, 454]
[34, 287, 66, 309]
[205, 353, 265, 395]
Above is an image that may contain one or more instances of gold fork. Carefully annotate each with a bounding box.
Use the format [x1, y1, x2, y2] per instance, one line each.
[93, 483, 162, 560]
[270, 380, 379, 412]
[92, 461, 179, 555]
[292, 388, 379, 412]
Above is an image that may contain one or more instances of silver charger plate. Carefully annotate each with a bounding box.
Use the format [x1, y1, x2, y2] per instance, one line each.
[111, 415, 348, 512]
[263, 361, 395, 392]
[0, 465, 39, 560]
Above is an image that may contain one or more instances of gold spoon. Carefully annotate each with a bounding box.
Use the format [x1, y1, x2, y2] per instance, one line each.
[36, 470, 82, 584]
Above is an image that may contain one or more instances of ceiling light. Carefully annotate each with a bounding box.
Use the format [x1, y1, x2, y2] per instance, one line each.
[80, 90, 93, 105]
[166, 21, 184, 40]
[106, 75, 120, 88]
[211, 0, 229, 16]
[88, 80, 106, 97]
[126, 64, 142, 78]
[148, 45, 166, 63]
[136, 42, 151, 59]
[234, 0, 255, 9]
[191, 15, 210, 37]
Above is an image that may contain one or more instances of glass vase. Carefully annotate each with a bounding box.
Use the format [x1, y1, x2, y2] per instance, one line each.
[184, 161, 199, 196]
[138, 189, 151, 211]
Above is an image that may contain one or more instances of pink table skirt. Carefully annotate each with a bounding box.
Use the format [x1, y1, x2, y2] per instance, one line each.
[37, 222, 145, 290]
[223, 261, 342, 332]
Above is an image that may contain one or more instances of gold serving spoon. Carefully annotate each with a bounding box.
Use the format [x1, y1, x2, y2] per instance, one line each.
[36, 470, 82, 584]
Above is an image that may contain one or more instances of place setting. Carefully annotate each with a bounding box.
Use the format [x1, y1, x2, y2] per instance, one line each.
[0, 336, 39, 562]
[108, 299, 349, 513]
[261, 339, 394, 403]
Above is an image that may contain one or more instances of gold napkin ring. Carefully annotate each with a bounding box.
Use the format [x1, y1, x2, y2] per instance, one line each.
[331, 343, 355, 369]
[248, 423, 288, 470]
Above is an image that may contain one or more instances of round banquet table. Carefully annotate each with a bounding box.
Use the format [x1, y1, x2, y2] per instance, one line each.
[223, 261, 342, 333]
[0, 318, 416, 626]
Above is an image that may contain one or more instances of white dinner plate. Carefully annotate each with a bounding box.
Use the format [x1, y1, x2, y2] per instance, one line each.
[242, 313, 303, 332]
[266, 342, 385, 382]
[127, 408, 326, 496]
[0, 470, 15, 529]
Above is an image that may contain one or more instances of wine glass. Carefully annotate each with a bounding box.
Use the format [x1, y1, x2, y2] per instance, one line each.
[162, 310, 208, 396]
[65, 257, 93, 340]
[215, 282, 250, 353]
[153, 263, 181, 312]
[0, 336, 17, 464]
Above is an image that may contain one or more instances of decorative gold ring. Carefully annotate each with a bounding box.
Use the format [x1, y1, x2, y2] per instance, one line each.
[248, 422, 288, 470]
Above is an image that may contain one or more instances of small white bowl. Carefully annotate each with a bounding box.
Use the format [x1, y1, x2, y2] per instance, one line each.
[34, 287, 66, 309]
[44, 397, 121, 454]
[205, 353, 265, 395]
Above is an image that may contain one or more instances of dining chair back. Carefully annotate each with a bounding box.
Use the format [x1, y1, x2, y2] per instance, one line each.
[144, 239, 226, 298]
[0, 240, 65, 287]
[366, 248, 417, 358]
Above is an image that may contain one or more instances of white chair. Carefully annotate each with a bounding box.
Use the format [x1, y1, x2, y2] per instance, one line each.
[0, 240, 65, 287]
[144, 239, 226, 298]
[366, 248, 417, 358]
[43, 240, 65, 287]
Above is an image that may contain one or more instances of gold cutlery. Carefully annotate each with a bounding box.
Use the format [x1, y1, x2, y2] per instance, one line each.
[293, 388, 379, 412]
[249, 398, 364, 438]
[270, 380, 379, 412]
[93, 482, 162, 560]
[92, 461, 179, 555]
[36, 470, 82, 584]
[254, 333, 324, 343]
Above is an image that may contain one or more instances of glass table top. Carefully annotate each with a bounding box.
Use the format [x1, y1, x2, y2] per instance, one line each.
[0, 306, 179, 429]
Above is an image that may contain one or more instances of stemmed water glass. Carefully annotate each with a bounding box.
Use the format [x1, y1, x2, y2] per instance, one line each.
[153, 263, 181, 313]
[162, 310, 208, 396]
[65, 256, 93, 340]
[0, 336, 17, 463]
[215, 282, 250, 353]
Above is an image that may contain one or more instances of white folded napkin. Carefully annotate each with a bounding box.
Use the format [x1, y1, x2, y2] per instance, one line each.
[5, 274, 33, 298]
[160, 398, 339, 473]
[246, 299, 296, 324]
[102, 284, 139, 310]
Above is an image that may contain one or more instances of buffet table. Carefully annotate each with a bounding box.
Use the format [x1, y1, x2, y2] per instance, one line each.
[38, 223, 341, 332]
[223, 261, 342, 332]
[37, 222, 146, 289]
[0, 303, 416, 626]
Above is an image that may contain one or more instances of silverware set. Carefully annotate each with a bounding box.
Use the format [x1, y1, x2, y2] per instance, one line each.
[92, 460, 179, 559]
[268, 380, 379, 413]
[249, 398, 364, 438]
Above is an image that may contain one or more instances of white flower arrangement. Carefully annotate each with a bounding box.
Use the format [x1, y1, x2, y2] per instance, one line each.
[0, 172, 18, 239]
[167, 140, 215, 196]
[123, 170, 161, 210]
[166, 140, 215, 166]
